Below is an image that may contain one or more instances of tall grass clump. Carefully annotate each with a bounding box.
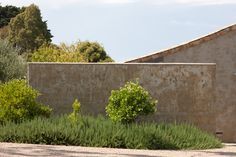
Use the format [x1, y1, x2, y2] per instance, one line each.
[0, 116, 222, 150]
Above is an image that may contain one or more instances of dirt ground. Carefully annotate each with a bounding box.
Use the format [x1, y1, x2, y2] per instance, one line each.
[0, 142, 236, 157]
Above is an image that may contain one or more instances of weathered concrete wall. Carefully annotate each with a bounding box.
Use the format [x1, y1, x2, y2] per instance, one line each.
[28, 63, 216, 134]
[133, 29, 236, 142]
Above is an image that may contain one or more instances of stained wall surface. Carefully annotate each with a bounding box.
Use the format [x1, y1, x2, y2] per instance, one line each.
[28, 63, 216, 134]
[128, 29, 236, 142]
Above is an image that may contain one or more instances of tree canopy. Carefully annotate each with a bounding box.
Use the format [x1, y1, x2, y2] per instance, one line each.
[0, 39, 26, 82]
[76, 41, 113, 62]
[0, 5, 23, 28]
[8, 4, 53, 53]
[31, 41, 113, 62]
[0, 26, 9, 40]
[31, 44, 84, 62]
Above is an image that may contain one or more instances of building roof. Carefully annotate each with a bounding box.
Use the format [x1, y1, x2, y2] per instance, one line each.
[125, 24, 236, 63]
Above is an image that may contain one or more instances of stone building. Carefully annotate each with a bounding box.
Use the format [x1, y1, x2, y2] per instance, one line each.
[126, 24, 236, 142]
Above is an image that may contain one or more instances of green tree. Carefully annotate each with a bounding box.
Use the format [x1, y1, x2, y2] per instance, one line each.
[31, 41, 114, 62]
[0, 26, 9, 39]
[8, 4, 52, 53]
[31, 44, 85, 62]
[0, 39, 26, 82]
[76, 41, 113, 62]
[0, 4, 23, 28]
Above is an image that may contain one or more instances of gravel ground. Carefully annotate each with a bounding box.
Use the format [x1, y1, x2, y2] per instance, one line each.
[0, 142, 236, 157]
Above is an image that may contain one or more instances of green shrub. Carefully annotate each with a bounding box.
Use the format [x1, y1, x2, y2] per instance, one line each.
[68, 99, 81, 124]
[0, 79, 52, 124]
[0, 115, 223, 150]
[106, 81, 157, 123]
[0, 39, 26, 82]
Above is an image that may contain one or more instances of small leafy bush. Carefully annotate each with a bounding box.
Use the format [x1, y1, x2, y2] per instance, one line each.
[0, 79, 52, 124]
[106, 81, 157, 123]
[68, 99, 81, 124]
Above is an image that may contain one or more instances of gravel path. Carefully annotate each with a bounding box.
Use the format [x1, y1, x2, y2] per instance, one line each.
[0, 143, 236, 157]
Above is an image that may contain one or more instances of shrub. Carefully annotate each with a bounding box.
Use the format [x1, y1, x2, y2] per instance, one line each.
[0, 79, 52, 124]
[68, 99, 81, 124]
[106, 80, 157, 123]
[0, 39, 26, 82]
[0, 115, 223, 150]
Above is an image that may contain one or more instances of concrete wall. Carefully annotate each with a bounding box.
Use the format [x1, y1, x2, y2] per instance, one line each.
[28, 63, 216, 134]
[134, 30, 236, 142]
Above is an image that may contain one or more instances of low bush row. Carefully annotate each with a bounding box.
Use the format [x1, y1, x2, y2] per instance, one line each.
[0, 115, 222, 150]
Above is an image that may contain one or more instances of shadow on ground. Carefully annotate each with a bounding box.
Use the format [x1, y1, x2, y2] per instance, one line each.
[0, 145, 164, 157]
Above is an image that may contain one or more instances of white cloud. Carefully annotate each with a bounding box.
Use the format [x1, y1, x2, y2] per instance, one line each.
[0, 0, 135, 8]
[170, 20, 218, 28]
[1, 0, 236, 9]
[147, 0, 236, 6]
[98, 0, 135, 4]
[1, 0, 86, 9]
[174, 0, 236, 5]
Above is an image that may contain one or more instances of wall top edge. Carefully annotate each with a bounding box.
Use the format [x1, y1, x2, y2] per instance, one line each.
[28, 62, 216, 66]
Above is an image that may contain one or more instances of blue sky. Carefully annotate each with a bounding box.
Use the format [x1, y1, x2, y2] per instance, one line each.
[1, 0, 236, 62]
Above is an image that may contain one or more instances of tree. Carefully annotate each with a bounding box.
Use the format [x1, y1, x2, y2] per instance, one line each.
[8, 4, 52, 53]
[0, 4, 22, 28]
[31, 44, 85, 62]
[31, 41, 114, 63]
[0, 26, 9, 39]
[0, 39, 26, 82]
[76, 41, 113, 62]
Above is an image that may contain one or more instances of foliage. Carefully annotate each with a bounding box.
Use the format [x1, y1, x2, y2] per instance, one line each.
[8, 4, 52, 53]
[31, 44, 84, 62]
[0, 26, 9, 39]
[31, 41, 114, 62]
[76, 41, 113, 62]
[0, 39, 26, 82]
[68, 99, 81, 124]
[0, 115, 222, 150]
[0, 4, 23, 28]
[0, 79, 52, 124]
[106, 81, 157, 123]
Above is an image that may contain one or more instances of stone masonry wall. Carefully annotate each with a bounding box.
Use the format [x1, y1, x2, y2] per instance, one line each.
[28, 63, 216, 134]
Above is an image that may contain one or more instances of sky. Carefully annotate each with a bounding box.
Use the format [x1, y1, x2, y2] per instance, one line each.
[1, 0, 236, 62]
